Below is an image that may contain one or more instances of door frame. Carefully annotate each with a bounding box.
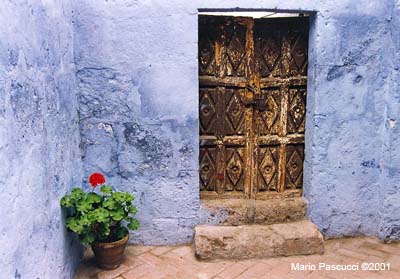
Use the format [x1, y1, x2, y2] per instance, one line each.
[198, 11, 315, 201]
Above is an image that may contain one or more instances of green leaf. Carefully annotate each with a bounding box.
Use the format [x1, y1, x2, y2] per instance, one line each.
[124, 192, 134, 202]
[93, 208, 109, 223]
[110, 207, 125, 221]
[113, 192, 125, 203]
[71, 188, 84, 199]
[76, 199, 93, 212]
[127, 218, 140, 230]
[80, 215, 89, 226]
[61, 188, 85, 207]
[86, 192, 101, 204]
[100, 185, 113, 195]
[60, 196, 72, 207]
[86, 211, 96, 222]
[99, 222, 110, 237]
[128, 205, 138, 214]
[103, 198, 117, 210]
[66, 217, 83, 233]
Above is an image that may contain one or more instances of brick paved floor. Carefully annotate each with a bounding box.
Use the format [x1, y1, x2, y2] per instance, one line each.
[75, 237, 400, 279]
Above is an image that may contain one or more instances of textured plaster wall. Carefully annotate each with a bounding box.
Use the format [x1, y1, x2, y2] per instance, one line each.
[0, 1, 82, 278]
[304, 8, 392, 238]
[72, 0, 399, 244]
[379, 1, 400, 241]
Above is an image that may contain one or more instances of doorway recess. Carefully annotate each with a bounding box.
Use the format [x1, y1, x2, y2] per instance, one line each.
[198, 12, 309, 201]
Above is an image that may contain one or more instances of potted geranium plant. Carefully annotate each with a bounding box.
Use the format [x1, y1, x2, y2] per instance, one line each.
[60, 172, 139, 269]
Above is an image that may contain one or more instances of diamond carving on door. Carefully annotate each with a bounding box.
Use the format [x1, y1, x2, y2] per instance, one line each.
[199, 15, 309, 199]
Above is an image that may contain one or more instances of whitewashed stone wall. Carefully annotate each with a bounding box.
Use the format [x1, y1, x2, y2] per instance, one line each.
[0, 1, 82, 278]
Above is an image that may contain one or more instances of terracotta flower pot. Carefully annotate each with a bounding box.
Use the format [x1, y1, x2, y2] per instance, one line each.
[91, 234, 129, 270]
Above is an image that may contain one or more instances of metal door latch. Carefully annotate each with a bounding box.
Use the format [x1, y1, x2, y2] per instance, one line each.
[245, 84, 266, 111]
[253, 95, 267, 111]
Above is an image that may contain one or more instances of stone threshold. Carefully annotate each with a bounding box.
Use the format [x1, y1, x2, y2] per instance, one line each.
[194, 220, 324, 260]
[202, 197, 307, 226]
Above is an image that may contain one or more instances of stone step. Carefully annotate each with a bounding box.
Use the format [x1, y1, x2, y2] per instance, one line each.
[194, 220, 324, 260]
[203, 197, 306, 226]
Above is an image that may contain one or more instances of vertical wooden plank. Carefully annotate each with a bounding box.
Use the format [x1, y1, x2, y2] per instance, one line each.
[278, 85, 289, 193]
[244, 17, 258, 199]
[215, 36, 223, 79]
[277, 28, 291, 192]
[215, 144, 225, 194]
[215, 86, 225, 194]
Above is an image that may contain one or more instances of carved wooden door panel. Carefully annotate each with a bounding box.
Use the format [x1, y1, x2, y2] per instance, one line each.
[199, 16, 251, 199]
[199, 16, 309, 200]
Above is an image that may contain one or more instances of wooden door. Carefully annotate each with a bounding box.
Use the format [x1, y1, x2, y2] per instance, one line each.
[199, 15, 309, 200]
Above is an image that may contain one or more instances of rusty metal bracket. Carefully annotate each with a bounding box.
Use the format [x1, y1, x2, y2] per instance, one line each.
[254, 94, 267, 111]
[245, 84, 267, 111]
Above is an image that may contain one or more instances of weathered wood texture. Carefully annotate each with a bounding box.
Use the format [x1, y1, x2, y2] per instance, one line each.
[199, 16, 309, 199]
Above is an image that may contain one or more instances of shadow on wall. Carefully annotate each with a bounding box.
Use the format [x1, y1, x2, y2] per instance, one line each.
[0, 1, 83, 278]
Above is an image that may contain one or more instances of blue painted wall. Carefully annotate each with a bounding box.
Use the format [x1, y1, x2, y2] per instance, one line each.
[303, 1, 400, 240]
[1, 2, 396, 268]
[379, 2, 400, 241]
[73, 0, 203, 245]
[0, 1, 399, 277]
[0, 1, 83, 278]
[72, 0, 400, 245]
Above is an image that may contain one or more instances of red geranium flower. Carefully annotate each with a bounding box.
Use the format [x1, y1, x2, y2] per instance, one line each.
[89, 172, 105, 188]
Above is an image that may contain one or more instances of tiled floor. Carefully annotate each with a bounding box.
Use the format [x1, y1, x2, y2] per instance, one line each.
[75, 237, 400, 279]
